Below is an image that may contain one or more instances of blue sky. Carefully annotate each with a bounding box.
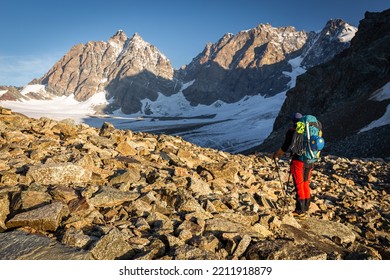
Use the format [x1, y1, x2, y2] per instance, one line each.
[1, 0, 389, 86]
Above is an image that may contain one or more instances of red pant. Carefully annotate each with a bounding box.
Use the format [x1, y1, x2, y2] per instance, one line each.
[290, 159, 313, 200]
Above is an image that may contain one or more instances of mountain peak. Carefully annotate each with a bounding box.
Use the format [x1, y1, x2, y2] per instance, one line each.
[110, 30, 128, 42]
[256, 23, 272, 29]
[128, 32, 151, 50]
[325, 18, 347, 28]
[131, 32, 145, 42]
[321, 19, 357, 43]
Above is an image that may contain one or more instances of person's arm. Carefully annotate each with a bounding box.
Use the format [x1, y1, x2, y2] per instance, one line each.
[272, 148, 284, 159]
[272, 129, 294, 158]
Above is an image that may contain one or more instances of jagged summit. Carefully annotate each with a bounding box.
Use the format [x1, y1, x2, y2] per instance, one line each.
[130, 32, 143, 40]
[32, 29, 175, 111]
[322, 19, 357, 42]
[128, 32, 153, 51]
[107, 30, 128, 56]
[110, 29, 128, 42]
[299, 18, 357, 68]
[180, 19, 352, 105]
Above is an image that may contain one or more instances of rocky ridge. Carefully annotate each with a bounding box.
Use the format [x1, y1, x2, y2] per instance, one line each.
[0, 108, 389, 260]
[18, 19, 354, 115]
[179, 19, 354, 105]
[300, 19, 357, 67]
[0, 86, 25, 101]
[34, 31, 178, 114]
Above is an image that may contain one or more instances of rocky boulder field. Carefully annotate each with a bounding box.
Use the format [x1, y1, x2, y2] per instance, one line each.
[0, 107, 389, 260]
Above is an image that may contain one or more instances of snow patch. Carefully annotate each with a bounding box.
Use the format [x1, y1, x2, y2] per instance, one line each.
[283, 56, 306, 88]
[360, 105, 390, 133]
[20, 84, 46, 95]
[0, 91, 109, 123]
[370, 82, 390, 101]
[360, 82, 390, 132]
[338, 24, 358, 43]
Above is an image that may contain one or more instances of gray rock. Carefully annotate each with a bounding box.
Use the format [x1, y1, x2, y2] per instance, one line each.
[146, 212, 174, 234]
[188, 233, 220, 253]
[109, 168, 141, 185]
[233, 234, 252, 258]
[62, 227, 93, 248]
[0, 195, 10, 232]
[246, 240, 328, 260]
[298, 218, 356, 245]
[6, 202, 69, 231]
[188, 176, 212, 196]
[18, 190, 52, 210]
[133, 238, 166, 260]
[205, 218, 272, 239]
[174, 244, 220, 260]
[88, 187, 140, 208]
[280, 224, 350, 258]
[49, 185, 79, 203]
[90, 228, 134, 260]
[0, 230, 92, 260]
[26, 163, 92, 185]
[176, 220, 203, 237]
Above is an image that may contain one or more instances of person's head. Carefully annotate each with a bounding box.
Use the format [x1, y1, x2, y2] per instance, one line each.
[291, 112, 302, 123]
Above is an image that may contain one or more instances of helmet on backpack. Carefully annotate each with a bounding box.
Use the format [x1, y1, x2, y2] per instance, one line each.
[310, 136, 325, 151]
[291, 112, 303, 123]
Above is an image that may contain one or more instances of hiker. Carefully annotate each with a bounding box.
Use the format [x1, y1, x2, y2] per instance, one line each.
[272, 112, 320, 219]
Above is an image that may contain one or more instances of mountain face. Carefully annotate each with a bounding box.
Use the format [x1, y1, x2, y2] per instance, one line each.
[258, 9, 390, 158]
[178, 20, 356, 106]
[0, 86, 24, 101]
[177, 24, 307, 105]
[25, 20, 354, 115]
[300, 19, 357, 67]
[35, 31, 178, 114]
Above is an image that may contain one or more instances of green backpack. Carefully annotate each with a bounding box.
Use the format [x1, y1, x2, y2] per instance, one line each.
[290, 115, 325, 163]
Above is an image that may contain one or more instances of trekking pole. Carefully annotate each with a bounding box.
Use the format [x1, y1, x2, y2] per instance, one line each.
[273, 158, 288, 214]
[286, 158, 292, 193]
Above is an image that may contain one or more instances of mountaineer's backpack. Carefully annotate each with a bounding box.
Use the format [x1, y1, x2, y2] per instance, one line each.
[290, 115, 325, 163]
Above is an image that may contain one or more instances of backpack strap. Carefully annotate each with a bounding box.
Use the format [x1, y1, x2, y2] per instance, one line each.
[308, 121, 322, 130]
[306, 121, 316, 159]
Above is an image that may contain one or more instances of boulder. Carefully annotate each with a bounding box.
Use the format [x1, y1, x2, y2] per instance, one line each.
[0, 230, 92, 260]
[246, 239, 328, 260]
[174, 244, 220, 260]
[90, 228, 134, 260]
[298, 218, 356, 245]
[0, 195, 10, 232]
[88, 187, 140, 208]
[205, 218, 272, 239]
[6, 202, 69, 231]
[26, 163, 92, 185]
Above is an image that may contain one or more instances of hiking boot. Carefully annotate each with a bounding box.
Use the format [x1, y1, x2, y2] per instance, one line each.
[304, 197, 311, 212]
[292, 211, 307, 220]
[295, 199, 306, 213]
